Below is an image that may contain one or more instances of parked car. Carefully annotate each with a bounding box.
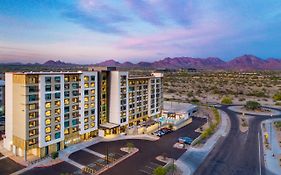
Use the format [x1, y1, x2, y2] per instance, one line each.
[154, 130, 165, 137]
[160, 128, 173, 134]
[178, 137, 193, 145]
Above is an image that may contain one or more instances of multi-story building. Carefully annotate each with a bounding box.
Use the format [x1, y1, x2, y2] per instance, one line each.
[4, 68, 163, 160]
[0, 80, 4, 113]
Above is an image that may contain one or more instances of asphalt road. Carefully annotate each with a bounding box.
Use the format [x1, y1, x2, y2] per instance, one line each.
[194, 105, 281, 175]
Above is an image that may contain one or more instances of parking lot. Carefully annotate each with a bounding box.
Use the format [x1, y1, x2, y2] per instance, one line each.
[1, 117, 205, 175]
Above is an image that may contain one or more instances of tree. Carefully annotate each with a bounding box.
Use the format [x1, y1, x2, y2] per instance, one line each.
[153, 166, 167, 175]
[51, 151, 59, 159]
[221, 96, 233, 105]
[244, 101, 261, 110]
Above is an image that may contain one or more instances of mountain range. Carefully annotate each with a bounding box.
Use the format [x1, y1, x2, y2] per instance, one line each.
[95, 55, 281, 70]
[2, 55, 281, 70]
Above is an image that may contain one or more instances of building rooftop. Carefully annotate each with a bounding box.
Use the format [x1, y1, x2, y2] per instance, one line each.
[163, 101, 197, 113]
[7, 71, 83, 75]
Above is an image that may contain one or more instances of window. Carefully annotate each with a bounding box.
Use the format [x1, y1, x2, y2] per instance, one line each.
[84, 104, 89, 109]
[29, 104, 36, 110]
[64, 106, 70, 113]
[55, 100, 61, 107]
[45, 135, 51, 142]
[84, 83, 89, 88]
[55, 84, 60, 91]
[55, 117, 60, 123]
[84, 124, 89, 130]
[64, 128, 69, 135]
[72, 105, 78, 110]
[55, 124, 60, 131]
[29, 112, 38, 119]
[64, 91, 70, 98]
[45, 127, 51, 134]
[45, 110, 51, 116]
[84, 97, 89, 102]
[90, 115, 95, 120]
[91, 103, 95, 108]
[84, 76, 89, 81]
[45, 77, 51, 84]
[64, 84, 69, 90]
[28, 86, 37, 93]
[91, 96, 95, 101]
[28, 95, 37, 102]
[64, 76, 69, 82]
[45, 118, 51, 125]
[84, 111, 89, 116]
[64, 114, 70, 120]
[91, 76, 95, 81]
[84, 117, 89, 123]
[29, 129, 36, 137]
[55, 132, 61, 139]
[45, 85, 51, 92]
[64, 98, 70, 105]
[84, 90, 89, 95]
[91, 89, 95, 94]
[55, 76, 61, 83]
[72, 119, 78, 126]
[45, 102, 51, 108]
[55, 109, 61, 115]
[64, 121, 69, 127]
[45, 93, 51, 100]
[29, 138, 37, 146]
[91, 109, 95, 114]
[72, 90, 79, 96]
[29, 121, 36, 128]
[72, 98, 79, 103]
[91, 122, 95, 128]
[72, 83, 79, 89]
[55, 92, 60, 99]
[91, 82, 95, 87]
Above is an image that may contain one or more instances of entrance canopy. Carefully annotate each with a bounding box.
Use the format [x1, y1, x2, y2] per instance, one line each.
[99, 122, 119, 129]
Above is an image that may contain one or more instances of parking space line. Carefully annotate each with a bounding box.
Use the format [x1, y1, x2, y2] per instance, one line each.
[0, 155, 7, 160]
[83, 148, 106, 158]
[145, 165, 154, 170]
[149, 162, 162, 167]
[139, 169, 152, 175]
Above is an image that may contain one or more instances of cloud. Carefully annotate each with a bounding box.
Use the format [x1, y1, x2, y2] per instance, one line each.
[62, 1, 130, 34]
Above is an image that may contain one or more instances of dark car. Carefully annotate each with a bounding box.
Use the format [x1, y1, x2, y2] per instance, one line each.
[160, 128, 173, 134]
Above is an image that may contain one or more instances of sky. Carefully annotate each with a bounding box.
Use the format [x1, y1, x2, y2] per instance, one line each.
[0, 0, 281, 64]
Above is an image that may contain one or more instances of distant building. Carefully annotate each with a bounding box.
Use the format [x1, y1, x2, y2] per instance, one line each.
[4, 68, 163, 160]
[0, 80, 4, 114]
[162, 101, 197, 121]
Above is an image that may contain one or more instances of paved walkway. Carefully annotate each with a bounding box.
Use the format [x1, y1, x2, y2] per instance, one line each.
[83, 148, 105, 158]
[261, 119, 281, 175]
[175, 110, 230, 174]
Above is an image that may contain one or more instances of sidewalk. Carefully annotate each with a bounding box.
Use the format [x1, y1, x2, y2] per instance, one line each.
[261, 119, 281, 175]
[175, 110, 230, 174]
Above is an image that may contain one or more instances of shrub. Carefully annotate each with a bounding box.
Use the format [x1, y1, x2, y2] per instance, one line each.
[51, 151, 59, 159]
[221, 96, 233, 105]
[244, 101, 261, 110]
[153, 166, 167, 175]
[190, 98, 200, 104]
[273, 92, 281, 101]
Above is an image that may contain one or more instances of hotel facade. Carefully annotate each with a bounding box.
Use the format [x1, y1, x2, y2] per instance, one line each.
[4, 67, 163, 159]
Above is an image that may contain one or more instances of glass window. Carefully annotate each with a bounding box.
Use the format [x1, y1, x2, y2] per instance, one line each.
[64, 84, 69, 90]
[55, 124, 60, 131]
[64, 121, 69, 127]
[91, 89, 95, 94]
[91, 122, 95, 128]
[84, 83, 89, 88]
[45, 77, 51, 84]
[72, 119, 78, 126]
[45, 118, 51, 125]
[55, 109, 60, 115]
[64, 98, 70, 105]
[45, 127, 51, 134]
[45, 102, 51, 108]
[29, 104, 36, 110]
[91, 76, 95, 81]
[84, 124, 89, 130]
[55, 84, 60, 91]
[84, 97, 89, 102]
[72, 90, 79, 96]
[64, 91, 70, 97]
[84, 76, 89, 81]
[29, 112, 38, 119]
[64, 106, 70, 113]
[28, 86, 37, 93]
[55, 117, 60, 123]
[55, 76, 61, 83]
[84, 90, 89, 95]
[45, 85, 51, 92]
[55, 100, 61, 106]
[29, 121, 36, 128]
[55, 132, 60, 139]
[45, 110, 51, 116]
[91, 82, 95, 87]
[45, 135, 51, 142]
[45, 93, 51, 100]
[55, 92, 60, 99]
[64, 128, 69, 135]
[84, 117, 88, 123]
[28, 95, 37, 102]
[72, 83, 79, 89]
[84, 104, 89, 109]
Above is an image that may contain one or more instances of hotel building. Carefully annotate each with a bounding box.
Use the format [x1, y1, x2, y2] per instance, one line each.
[4, 68, 163, 159]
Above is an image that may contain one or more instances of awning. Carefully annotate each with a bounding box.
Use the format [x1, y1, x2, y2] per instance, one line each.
[99, 122, 119, 129]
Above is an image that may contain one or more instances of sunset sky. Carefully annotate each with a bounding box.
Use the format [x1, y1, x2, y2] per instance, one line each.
[0, 0, 281, 64]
